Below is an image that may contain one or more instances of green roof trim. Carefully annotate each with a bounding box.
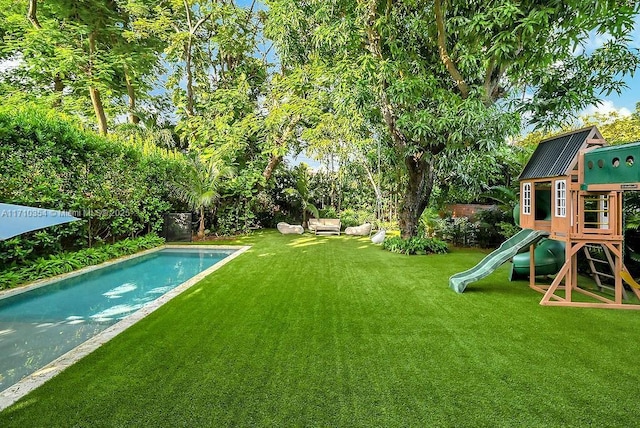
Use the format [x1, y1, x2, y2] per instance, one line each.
[518, 127, 599, 180]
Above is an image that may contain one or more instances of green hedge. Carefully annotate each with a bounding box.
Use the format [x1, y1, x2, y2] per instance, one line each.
[0, 106, 189, 268]
[382, 236, 449, 255]
[0, 234, 165, 290]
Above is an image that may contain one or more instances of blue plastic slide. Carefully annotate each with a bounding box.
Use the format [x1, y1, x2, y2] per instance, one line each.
[449, 229, 549, 293]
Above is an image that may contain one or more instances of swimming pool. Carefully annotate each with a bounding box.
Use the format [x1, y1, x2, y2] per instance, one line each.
[0, 245, 248, 407]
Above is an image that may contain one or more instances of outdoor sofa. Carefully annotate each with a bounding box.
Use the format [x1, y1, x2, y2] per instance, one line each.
[308, 218, 341, 235]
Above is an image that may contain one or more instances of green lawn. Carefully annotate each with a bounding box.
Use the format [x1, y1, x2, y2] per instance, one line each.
[2, 231, 640, 427]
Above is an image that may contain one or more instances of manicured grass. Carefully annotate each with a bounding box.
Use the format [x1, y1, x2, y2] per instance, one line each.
[2, 231, 640, 426]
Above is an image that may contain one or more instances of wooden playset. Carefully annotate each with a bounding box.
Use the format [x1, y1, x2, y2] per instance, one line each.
[517, 126, 640, 309]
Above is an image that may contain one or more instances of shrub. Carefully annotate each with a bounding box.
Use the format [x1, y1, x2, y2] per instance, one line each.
[433, 217, 479, 246]
[497, 222, 521, 240]
[432, 207, 515, 248]
[419, 208, 441, 237]
[475, 208, 511, 248]
[0, 106, 188, 267]
[339, 208, 374, 228]
[319, 207, 338, 219]
[0, 234, 165, 290]
[382, 236, 449, 255]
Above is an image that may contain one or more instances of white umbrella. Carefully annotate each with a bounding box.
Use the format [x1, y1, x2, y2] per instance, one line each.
[0, 203, 81, 240]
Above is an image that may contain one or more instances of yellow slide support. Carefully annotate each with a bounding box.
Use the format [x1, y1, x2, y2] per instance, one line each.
[621, 268, 640, 289]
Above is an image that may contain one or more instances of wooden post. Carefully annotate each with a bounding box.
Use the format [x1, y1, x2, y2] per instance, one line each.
[529, 243, 536, 290]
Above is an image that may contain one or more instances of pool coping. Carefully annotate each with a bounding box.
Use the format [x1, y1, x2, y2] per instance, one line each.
[0, 244, 251, 411]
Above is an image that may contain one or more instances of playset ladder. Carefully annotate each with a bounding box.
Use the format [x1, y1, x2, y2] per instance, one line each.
[583, 244, 628, 300]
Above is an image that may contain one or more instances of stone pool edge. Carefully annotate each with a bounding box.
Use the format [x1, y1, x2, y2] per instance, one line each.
[0, 244, 251, 411]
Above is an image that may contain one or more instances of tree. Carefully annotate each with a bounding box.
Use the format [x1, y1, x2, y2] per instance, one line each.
[283, 163, 320, 227]
[517, 104, 640, 150]
[1, 0, 163, 134]
[176, 157, 231, 239]
[581, 106, 640, 145]
[260, 65, 325, 183]
[432, 142, 526, 208]
[266, 0, 640, 238]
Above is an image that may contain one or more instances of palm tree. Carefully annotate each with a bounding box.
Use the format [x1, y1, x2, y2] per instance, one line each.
[284, 163, 320, 227]
[176, 156, 231, 239]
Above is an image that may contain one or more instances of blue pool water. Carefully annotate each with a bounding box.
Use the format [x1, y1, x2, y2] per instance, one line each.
[0, 248, 236, 392]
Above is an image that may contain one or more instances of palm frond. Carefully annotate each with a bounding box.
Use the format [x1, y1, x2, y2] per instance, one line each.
[481, 185, 518, 208]
[626, 213, 640, 230]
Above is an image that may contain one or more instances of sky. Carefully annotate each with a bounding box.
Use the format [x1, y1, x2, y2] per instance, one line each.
[580, 18, 640, 117]
[583, 72, 639, 117]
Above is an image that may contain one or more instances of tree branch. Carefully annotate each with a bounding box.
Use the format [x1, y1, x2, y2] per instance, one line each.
[363, 160, 383, 201]
[363, 0, 407, 149]
[261, 43, 274, 66]
[262, 114, 301, 182]
[483, 57, 495, 101]
[192, 13, 212, 33]
[183, 0, 192, 29]
[27, 0, 42, 29]
[246, 0, 256, 27]
[483, 58, 508, 105]
[434, 0, 469, 98]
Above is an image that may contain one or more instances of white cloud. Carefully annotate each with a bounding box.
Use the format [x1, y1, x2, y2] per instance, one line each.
[581, 100, 632, 118]
[581, 14, 640, 52]
[584, 33, 614, 51]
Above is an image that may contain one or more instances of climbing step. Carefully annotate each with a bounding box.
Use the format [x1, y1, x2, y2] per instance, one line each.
[583, 244, 628, 300]
[584, 255, 609, 264]
[591, 271, 614, 280]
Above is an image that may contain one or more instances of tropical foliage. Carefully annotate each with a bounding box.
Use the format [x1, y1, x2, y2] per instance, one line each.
[0, 106, 188, 265]
[0, 234, 164, 289]
[265, 0, 640, 237]
[174, 157, 232, 238]
[0, 0, 638, 253]
[382, 236, 449, 255]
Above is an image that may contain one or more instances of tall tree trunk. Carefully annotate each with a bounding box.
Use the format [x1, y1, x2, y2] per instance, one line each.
[125, 69, 140, 124]
[364, 0, 431, 238]
[197, 205, 205, 238]
[88, 32, 108, 135]
[27, 0, 41, 28]
[53, 73, 64, 108]
[89, 87, 108, 135]
[262, 155, 281, 182]
[398, 154, 435, 239]
[89, 89, 108, 135]
[185, 38, 195, 116]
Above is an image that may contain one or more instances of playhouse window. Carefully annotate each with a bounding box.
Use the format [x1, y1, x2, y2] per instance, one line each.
[555, 180, 566, 217]
[522, 183, 531, 215]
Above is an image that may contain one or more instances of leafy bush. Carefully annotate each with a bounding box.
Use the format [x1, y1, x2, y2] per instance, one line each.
[319, 206, 338, 219]
[382, 236, 449, 255]
[475, 207, 511, 248]
[433, 207, 514, 248]
[419, 208, 442, 237]
[0, 234, 165, 290]
[497, 222, 521, 240]
[0, 106, 188, 267]
[433, 217, 479, 246]
[339, 208, 374, 228]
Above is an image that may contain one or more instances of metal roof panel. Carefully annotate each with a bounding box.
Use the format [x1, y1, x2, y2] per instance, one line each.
[519, 128, 592, 180]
